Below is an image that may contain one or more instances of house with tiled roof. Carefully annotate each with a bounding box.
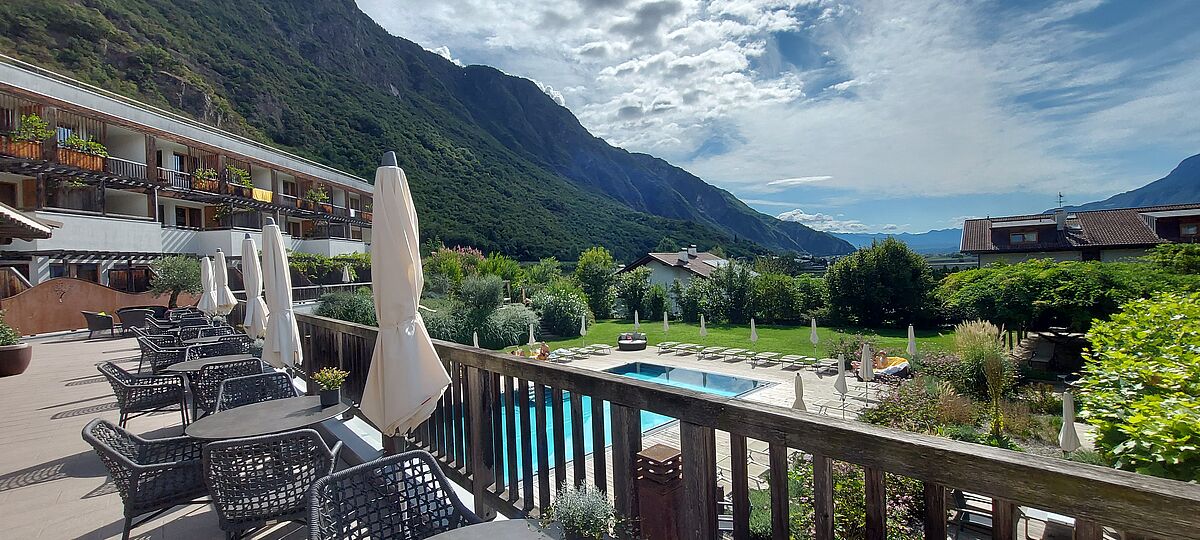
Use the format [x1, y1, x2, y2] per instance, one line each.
[618, 245, 728, 287]
[960, 203, 1200, 265]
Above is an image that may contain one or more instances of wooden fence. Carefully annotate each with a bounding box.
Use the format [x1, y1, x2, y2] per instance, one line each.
[295, 312, 1200, 540]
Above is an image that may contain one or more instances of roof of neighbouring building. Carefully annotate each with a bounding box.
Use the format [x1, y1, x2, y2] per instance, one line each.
[0, 203, 54, 240]
[961, 203, 1200, 253]
[620, 250, 728, 278]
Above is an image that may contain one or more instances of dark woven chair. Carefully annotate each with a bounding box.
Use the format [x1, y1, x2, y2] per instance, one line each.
[145, 317, 178, 335]
[214, 372, 298, 412]
[188, 335, 254, 359]
[191, 358, 265, 419]
[168, 307, 205, 321]
[309, 450, 481, 540]
[98, 361, 188, 427]
[179, 323, 232, 342]
[82, 419, 208, 540]
[203, 429, 342, 539]
[136, 337, 191, 374]
[82, 310, 115, 338]
[116, 308, 155, 335]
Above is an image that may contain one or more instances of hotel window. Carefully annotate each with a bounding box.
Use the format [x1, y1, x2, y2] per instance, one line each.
[1183, 224, 1198, 237]
[283, 181, 296, 196]
[1010, 231, 1038, 244]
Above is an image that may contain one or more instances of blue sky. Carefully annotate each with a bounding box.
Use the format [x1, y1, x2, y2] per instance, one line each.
[357, 0, 1200, 233]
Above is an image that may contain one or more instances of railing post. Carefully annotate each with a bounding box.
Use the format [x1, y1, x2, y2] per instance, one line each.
[465, 366, 496, 520]
[1075, 520, 1103, 540]
[992, 499, 1017, 540]
[635, 444, 682, 540]
[769, 442, 789, 540]
[610, 404, 642, 536]
[812, 453, 834, 540]
[680, 422, 717, 539]
[865, 467, 886, 540]
[731, 435, 752, 540]
[922, 482, 946, 540]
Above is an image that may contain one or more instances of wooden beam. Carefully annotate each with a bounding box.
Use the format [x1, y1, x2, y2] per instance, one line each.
[466, 367, 496, 520]
[812, 453, 835, 540]
[730, 435, 751, 540]
[610, 403, 641, 528]
[680, 422, 717, 540]
[769, 442, 789, 540]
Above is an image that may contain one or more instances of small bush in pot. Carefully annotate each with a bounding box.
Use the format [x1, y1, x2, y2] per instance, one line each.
[545, 483, 613, 540]
[313, 367, 349, 407]
[0, 312, 32, 377]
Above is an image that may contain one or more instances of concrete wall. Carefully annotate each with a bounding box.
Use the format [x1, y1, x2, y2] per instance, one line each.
[295, 238, 368, 256]
[105, 124, 144, 163]
[978, 251, 1083, 265]
[644, 260, 693, 289]
[104, 189, 149, 218]
[1100, 248, 1150, 262]
[9, 211, 162, 254]
[250, 163, 272, 189]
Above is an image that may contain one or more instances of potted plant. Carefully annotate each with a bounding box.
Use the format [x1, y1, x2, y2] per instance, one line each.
[0, 311, 31, 377]
[545, 484, 614, 540]
[5, 113, 53, 160]
[313, 366, 349, 407]
[192, 167, 219, 192]
[225, 165, 253, 197]
[57, 133, 108, 170]
[306, 185, 331, 212]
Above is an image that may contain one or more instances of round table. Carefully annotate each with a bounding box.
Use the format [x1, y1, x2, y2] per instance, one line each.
[163, 354, 257, 373]
[427, 520, 557, 539]
[185, 396, 348, 440]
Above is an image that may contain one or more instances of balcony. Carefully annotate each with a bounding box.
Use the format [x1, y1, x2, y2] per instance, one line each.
[103, 156, 147, 180]
[157, 167, 193, 191]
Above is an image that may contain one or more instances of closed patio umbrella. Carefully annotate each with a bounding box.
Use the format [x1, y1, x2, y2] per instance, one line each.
[907, 324, 917, 357]
[241, 234, 268, 338]
[663, 311, 669, 333]
[580, 315, 587, 337]
[472, 331, 479, 348]
[834, 354, 848, 398]
[196, 257, 218, 315]
[810, 318, 819, 346]
[633, 310, 640, 332]
[528, 323, 536, 346]
[749, 318, 758, 344]
[1059, 391, 1082, 453]
[360, 152, 451, 436]
[792, 373, 806, 412]
[858, 342, 874, 382]
[261, 217, 302, 369]
[213, 249, 237, 316]
[699, 314, 707, 337]
[341, 264, 352, 284]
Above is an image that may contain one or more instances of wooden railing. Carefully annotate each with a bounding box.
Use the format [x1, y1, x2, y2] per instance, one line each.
[295, 312, 1200, 540]
[157, 167, 191, 190]
[104, 156, 147, 180]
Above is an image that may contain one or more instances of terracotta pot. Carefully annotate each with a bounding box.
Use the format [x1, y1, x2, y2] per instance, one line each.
[5, 140, 43, 159]
[57, 148, 104, 171]
[319, 203, 333, 214]
[0, 343, 32, 377]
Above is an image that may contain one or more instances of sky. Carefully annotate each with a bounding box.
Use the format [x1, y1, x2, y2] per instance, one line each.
[356, 0, 1200, 234]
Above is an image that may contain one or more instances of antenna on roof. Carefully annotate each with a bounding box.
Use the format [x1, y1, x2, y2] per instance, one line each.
[1057, 192, 1065, 209]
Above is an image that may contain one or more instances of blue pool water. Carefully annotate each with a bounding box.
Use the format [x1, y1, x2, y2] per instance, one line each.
[479, 362, 765, 479]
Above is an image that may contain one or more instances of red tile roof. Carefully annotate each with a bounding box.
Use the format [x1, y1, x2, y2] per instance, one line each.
[621, 251, 726, 278]
[961, 203, 1200, 253]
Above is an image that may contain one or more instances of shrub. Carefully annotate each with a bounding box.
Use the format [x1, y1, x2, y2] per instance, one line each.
[521, 257, 562, 294]
[614, 266, 651, 318]
[0, 312, 21, 346]
[1077, 292, 1200, 480]
[423, 306, 463, 343]
[752, 272, 803, 324]
[825, 333, 877, 367]
[645, 284, 670, 320]
[793, 274, 826, 317]
[710, 261, 755, 323]
[548, 483, 613, 538]
[458, 275, 504, 328]
[532, 279, 591, 336]
[575, 247, 615, 318]
[316, 291, 377, 326]
[949, 321, 1019, 401]
[12, 113, 53, 142]
[859, 378, 942, 434]
[1145, 243, 1200, 274]
[149, 255, 201, 308]
[479, 305, 540, 349]
[1019, 382, 1062, 415]
[477, 252, 524, 283]
[672, 277, 720, 323]
[825, 238, 935, 327]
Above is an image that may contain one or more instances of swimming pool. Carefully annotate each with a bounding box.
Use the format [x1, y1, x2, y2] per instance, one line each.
[492, 362, 766, 478]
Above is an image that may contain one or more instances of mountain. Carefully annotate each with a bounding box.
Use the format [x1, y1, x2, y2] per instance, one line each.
[0, 0, 853, 259]
[1064, 153, 1200, 212]
[832, 229, 963, 254]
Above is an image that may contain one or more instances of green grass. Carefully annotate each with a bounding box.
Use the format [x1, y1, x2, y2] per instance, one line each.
[526, 319, 956, 357]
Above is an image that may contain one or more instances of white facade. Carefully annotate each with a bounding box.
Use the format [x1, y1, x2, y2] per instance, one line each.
[978, 248, 1150, 266]
[643, 260, 699, 288]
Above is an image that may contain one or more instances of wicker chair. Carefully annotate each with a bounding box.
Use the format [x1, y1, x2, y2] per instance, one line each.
[116, 308, 155, 335]
[179, 323, 232, 342]
[136, 337, 192, 374]
[188, 335, 254, 359]
[309, 450, 481, 540]
[82, 310, 115, 338]
[169, 307, 206, 321]
[145, 318, 178, 335]
[214, 372, 298, 412]
[82, 419, 208, 540]
[98, 361, 189, 427]
[191, 358, 265, 419]
[203, 429, 342, 539]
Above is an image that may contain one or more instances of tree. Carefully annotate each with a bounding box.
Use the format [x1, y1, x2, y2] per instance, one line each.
[825, 238, 933, 327]
[1146, 243, 1200, 274]
[645, 284, 670, 320]
[710, 261, 755, 323]
[614, 266, 652, 318]
[150, 255, 201, 308]
[575, 247, 616, 318]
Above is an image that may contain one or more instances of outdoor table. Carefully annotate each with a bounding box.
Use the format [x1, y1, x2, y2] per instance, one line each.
[427, 520, 557, 539]
[184, 396, 348, 440]
[163, 354, 256, 373]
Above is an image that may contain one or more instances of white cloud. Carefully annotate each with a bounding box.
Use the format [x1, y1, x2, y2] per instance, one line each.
[746, 175, 834, 192]
[776, 208, 897, 233]
[426, 45, 464, 66]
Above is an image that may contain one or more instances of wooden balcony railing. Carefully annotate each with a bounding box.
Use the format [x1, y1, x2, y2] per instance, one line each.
[290, 282, 371, 303]
[104, 156, 147, 180]
[294, 312, 1200, 540]
[157, 167, 191, 190]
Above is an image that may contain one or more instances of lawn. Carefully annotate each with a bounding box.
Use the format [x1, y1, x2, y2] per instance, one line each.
[528, 319, 956, 357]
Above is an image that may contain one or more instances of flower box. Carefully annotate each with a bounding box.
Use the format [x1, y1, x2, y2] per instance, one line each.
[193, 178, 220, 192]
[228, 184, 252, 198]
[362, 212, 372, 222]
[56, 147, 104, 171]
[1, 137, 43, 160]
[318, 203, 333, 214]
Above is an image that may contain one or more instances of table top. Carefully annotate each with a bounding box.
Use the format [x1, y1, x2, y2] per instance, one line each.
[163, 354, 256, 372]
[185, 396, 348, 440]
[427, 520, 557, 540]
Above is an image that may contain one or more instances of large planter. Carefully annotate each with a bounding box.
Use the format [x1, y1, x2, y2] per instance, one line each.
[0, 343, 32, 377]
[2, 138, 43, 159]
[193, 178, 219, 192]
[320, 388, 341, 407]
[228, 184, 252, 198]
[56, 147, 104, 171]
[318, 203, 333, 214]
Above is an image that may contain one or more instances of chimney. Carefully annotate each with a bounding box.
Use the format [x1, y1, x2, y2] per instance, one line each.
[677, 250, 689, 265]
[1055, 208, 1067, 231]
[687, 244, 698, 257]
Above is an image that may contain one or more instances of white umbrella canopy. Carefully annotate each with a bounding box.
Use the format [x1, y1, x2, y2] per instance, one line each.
[858, 342, 874, 382]
[834, 354, 848, 398]
[360, 153, 451, 436]
[473, 331, 480, 348]
[341, 264, 352, 284]
[196, 257, 219, 315]
[213, 249, 238, 316]
[810, 318, 819, 346]
[241, 234, 269, 338]
[663, 311, 669, 333]
[1059, 391, 1082, 453]
[261, 217, 302, 369]
[580, 315, 587, 337]
[792, 373, 807, 411]
[907, 324, 917, 357]
[699, 314, 707, 337]
[749, 318, 758, 343]
[633, 310, 640, 332]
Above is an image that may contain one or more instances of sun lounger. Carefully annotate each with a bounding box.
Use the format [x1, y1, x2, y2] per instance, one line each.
[674, 343, 702, 355]
[657, 341, 681, 354]
[583, 344, 612, 355]
[722, 348, 747, 361]
[750, 352, 781, 366]
[778, 354, 811, 367]
[698, 346, 728, 360]
[724, 349, 755, 362]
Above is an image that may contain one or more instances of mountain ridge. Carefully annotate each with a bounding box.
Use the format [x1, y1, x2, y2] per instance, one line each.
[832, 228, 963, 254]
[1060, 153, 1200, 212]
[0, 0, 853, 259]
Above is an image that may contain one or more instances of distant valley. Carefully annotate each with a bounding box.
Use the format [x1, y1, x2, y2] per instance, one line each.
[831, 229, 963, 254]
